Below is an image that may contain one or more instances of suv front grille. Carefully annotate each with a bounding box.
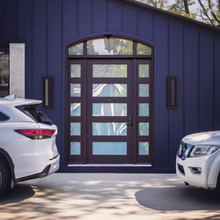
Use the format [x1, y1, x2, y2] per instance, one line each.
[178, 142, 194, 160]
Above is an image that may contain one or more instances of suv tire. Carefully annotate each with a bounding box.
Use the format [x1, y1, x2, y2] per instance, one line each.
[0, 158, 11, 195]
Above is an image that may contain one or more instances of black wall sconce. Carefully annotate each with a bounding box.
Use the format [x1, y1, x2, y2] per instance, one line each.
[42, 77, 53, 108]
[167, 76, 178, 109]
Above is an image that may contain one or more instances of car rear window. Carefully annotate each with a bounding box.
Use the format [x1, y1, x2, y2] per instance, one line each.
[0, 111, 10, 121]
[16, 104, 52, 125]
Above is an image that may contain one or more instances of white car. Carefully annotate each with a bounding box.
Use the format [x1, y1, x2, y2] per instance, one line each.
[176, 131, 220, 190]
[0, 95, 60, 195]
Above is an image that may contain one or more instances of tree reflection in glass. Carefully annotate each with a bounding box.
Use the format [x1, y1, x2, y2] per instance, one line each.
[92, 122, 127, 136]
[0, 46, 9, 97]
[139, 122, 149, 136]
[87, 38, 133, 55]
[93, 64, 127, 78]
[92, 84, 127, 97]
[93, 103, 127, 116]
[137, 43, 152, 55]
[139, 142, 149, 155]
[68, 43, 83, 55]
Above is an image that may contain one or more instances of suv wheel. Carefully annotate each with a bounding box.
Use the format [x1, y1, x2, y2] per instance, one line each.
[0, 158, 11, 195]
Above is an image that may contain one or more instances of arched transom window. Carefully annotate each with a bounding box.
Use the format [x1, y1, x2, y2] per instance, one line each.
[68, 37, 152, 56]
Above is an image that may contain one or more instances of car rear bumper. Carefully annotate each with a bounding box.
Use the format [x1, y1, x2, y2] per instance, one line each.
[15, 153, 60, 183]
[48, 154, 60, 175]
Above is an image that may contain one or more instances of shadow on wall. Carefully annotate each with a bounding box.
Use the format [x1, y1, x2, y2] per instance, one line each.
[0, 184, 35, 205]
[135, 186, 220, 211]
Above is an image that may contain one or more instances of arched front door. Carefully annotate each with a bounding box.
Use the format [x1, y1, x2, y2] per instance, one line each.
[66, 37, 154, 165]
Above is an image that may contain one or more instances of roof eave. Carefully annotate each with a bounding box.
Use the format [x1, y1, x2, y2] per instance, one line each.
[125, 0, 220, 31]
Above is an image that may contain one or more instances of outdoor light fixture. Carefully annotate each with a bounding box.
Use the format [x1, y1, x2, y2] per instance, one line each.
[42, 76, 53, 108]
[167, 76, 178, 109]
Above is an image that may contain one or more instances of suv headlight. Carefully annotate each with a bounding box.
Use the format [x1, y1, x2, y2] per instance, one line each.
[190, 145, 220, 157]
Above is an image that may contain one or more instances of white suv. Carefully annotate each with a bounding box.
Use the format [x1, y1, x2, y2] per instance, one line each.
[0, 95, 60, 195]
[176, 131, 220, 190]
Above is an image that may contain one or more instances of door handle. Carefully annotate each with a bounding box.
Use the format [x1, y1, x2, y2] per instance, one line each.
[127, 116, 132, 128]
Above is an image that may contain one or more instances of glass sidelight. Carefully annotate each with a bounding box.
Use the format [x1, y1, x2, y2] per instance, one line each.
[136, 60, 152, 162]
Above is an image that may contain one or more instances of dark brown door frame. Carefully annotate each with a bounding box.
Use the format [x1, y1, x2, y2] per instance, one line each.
[66, 58, 154, 165]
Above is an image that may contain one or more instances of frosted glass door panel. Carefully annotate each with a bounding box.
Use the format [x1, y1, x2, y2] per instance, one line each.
[70, 84, 81, 97]
[71, 64, 81, 78]
[93, 84, 127, 97]
[139, 142, 149, 155]
[93, 103, 127, 116]
[93, 64, 127, 78]
[139, 103, 149, 116]
[139, 64, 149, 78]
[70, 142, 81, 155]
[139, 84, 149, 97]
[70, 122, 81, 136]
[92, 122, 127, 136]
[70, 103, 81, 116]
[139, 122, 149, 136]
[92, 142, 127, 155]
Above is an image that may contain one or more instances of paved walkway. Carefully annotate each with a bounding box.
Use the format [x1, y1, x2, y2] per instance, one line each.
[0, 173, 219, 220]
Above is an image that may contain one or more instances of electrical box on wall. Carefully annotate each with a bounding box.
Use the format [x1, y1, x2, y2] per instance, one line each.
[42, 77, 53, 108]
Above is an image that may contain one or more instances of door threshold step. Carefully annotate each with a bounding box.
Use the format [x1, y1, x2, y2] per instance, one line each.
[67, 164, 152, 167]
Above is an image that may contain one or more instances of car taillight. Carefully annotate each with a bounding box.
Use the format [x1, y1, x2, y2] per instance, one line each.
[14, 129, 55, 139]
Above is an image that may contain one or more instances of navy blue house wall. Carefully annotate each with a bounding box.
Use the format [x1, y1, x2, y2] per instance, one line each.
[1, 0, 220, 172]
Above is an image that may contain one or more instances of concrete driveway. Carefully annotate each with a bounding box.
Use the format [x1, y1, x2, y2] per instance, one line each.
[0, 173, 220, 220]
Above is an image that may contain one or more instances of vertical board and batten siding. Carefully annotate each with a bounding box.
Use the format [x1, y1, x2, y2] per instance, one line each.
[1, 0, 220, 172]
[137, 7, 153, 40]
[184, 23, 199, 136]
[78, 0, 92, 36]
[107, 0, 123, 32]
[63, 0, 77, 42]
[17, 0, 32, 98]
[168, 17, 184, 170]
[122, 2, 137, 35]
[153, 13, 169, 170]
[47, 0, 63, 168]
[93, 0, 107, 33]
[214, 32, 220, 130]
[32, 0, 47, 101]
[62, 0, 78, 169]
[199, 27, 214, 132]
[2, 0, 17, 39]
